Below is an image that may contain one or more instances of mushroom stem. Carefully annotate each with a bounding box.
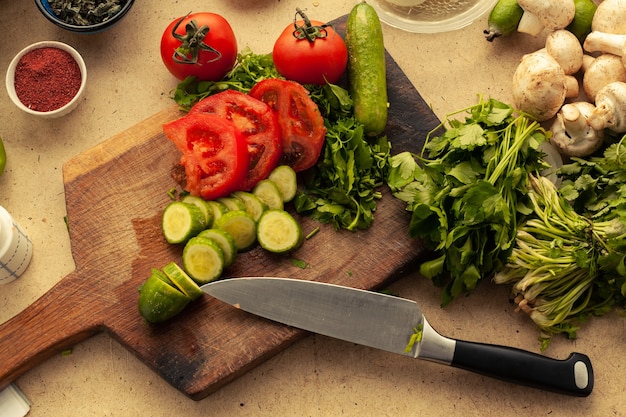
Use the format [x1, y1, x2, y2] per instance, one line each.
[517, 11, 544, 36]
[584, 32, 626, 56]
[588, 81, 626, 132]
[550, 102, 605, 157]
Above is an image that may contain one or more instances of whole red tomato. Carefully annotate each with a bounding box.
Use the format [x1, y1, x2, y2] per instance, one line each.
[160, 12, 238, 81]
[273, 11, 348, 85]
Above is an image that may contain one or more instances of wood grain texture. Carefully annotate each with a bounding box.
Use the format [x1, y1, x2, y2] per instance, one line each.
[0, 16, 440, 399]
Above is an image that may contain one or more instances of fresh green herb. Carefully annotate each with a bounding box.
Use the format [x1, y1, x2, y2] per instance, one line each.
[291, 258, 309, 269]
[404, 324, 423, 353]
[305, 227, 320, 240]
[494, 175, 626, 350]
[294, 118, 391, 230]
[49, 0, 125, 26]
[387, 97, 549, 305]
[171, 48, 281, 111]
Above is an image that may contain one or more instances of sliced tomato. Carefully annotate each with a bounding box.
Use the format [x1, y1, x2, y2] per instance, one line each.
[163, 113, 249, 200]
[249, 79, 326, 172]
[188, 90, 283, 190]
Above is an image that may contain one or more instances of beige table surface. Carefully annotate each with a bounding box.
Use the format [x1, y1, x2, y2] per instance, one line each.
[1, 1, 624, 416]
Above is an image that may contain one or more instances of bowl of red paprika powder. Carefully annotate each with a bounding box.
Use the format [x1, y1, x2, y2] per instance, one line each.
[5, 41, 87, 118]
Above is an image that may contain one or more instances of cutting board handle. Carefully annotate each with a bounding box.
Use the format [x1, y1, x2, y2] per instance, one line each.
[0, 270, 102, 391]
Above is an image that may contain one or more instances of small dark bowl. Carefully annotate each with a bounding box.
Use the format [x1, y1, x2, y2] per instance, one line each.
[34, 0, 135, 34]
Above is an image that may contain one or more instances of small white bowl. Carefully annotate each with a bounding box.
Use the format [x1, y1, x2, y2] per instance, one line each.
[5, 41, 87, 118]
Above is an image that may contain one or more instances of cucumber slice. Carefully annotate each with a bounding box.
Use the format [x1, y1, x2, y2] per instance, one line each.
[214, 210, 257, 251]
[150, 267, 173, 286]
[253, 179, 284, 210]
[181, 195, 214, 228]
[206, 200, 229, 223]
[161, 261, 204, 300]
[162, 201, 206, 244]
[267, 165, 298, 202]
[232, 191, 268, 222]
[138, 274, 192, 323]
[257, 209, 303, 253]
[198, 228, 238, 267]
[182, 236, 225, 284]
[217, 196, 247, 212]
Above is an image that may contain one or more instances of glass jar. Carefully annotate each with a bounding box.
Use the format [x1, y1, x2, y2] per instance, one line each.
[0, 205, 33, 285]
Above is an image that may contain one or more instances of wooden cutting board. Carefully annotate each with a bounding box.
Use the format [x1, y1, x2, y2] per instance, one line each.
[0, 16, 440, 399]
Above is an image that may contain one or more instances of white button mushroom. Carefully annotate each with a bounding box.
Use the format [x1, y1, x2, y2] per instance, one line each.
[517, 0, 576, 37]
[546, 30, 584, 75]
[591, 0, 626, 35]
[584, 32, 626, 69]
[587, 81, 626, 133]
[512, 50, 579, 121]
[581, 54, 626, 103]
[550, 102, 605, 157]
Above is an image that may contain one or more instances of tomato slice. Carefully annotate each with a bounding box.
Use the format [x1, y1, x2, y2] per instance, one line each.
[249, 79, 326, 172]
[163, 113, 249, 200]
[188, 90, 282, 190]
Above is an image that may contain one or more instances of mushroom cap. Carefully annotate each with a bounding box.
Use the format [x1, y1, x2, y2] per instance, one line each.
[582, 54, 626, 102]
[546, 30, 584, 75]
[512, 51, 573, 121]
[592, 0, 626, 34]
[518, 0, 576, 31]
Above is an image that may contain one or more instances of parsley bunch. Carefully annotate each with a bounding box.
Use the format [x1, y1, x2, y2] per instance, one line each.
[388, 98, 549, 306]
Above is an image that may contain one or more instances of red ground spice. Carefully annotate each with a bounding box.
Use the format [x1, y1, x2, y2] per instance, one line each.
[14, 47, 82, 112]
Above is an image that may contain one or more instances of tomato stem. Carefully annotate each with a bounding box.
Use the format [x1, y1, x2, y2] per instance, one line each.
[292, 7, 329, 42]
[171, 13, 222, 65]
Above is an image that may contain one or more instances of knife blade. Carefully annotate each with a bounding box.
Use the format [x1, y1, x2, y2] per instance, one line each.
[201, 277, 593, 397]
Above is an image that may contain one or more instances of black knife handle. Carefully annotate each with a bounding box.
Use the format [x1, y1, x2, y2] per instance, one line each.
[451, 340, 593, 397]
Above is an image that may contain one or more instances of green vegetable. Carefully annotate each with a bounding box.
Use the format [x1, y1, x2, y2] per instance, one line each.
[161, 261, 204, 300]
[161, 201, 206, 244]
[494, 175, 626, 349]
[232, 191, 268, 222]
[252, 179, 284, 211]
[294, 118, 391, 231]
[0, 136, 6, 176]
[387, 97, 549, 305]
[267, 165, 298, 203]
[182, 236, 225, 284]
[181, 195, 214, 227]
[257, 209, 303, 253]
[345, 1, 388, 136]
[138, 272, 192, 323]
[198, 228, 238, 267]
[483, 0, 524, 41]
[214, 210, 257, 251]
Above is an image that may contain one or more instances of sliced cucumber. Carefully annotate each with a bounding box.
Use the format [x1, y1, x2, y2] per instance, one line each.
[181, 195, 214, 228]
[232, 191, 268, 222]
[217, 196, 247, 212]
[214, 210, 257, 251]
[198, 228, 238, 267]
[253, 179, 284, 210]
[182, 236, 225, 284]
[257, 209, 303, 253]
[162, 201, 206, 244]
[138, 273, 192, 323]
[267, 165, 298, 202]
[149, 267, 173, 286]
[161, 261, 204, 300]
[206, 200, 229, 224]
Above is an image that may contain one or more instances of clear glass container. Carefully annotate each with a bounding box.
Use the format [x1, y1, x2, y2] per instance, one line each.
[370, 0, 498, 33]
[0, 205, 33, 285]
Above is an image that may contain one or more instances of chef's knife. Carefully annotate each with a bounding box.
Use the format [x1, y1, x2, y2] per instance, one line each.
[201, 277, 593, 397]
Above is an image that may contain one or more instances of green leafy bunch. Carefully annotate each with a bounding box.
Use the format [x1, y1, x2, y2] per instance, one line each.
[388, 97, 549, 306]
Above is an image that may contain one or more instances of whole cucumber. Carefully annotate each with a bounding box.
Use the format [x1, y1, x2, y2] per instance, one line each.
[346, 1, 388, 137]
